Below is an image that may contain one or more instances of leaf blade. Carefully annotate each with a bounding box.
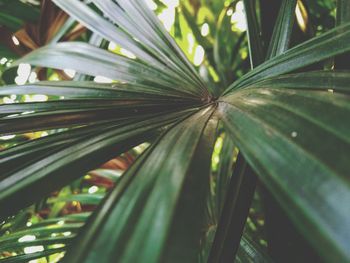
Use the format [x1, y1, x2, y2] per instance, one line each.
[219, 87, 350, 262]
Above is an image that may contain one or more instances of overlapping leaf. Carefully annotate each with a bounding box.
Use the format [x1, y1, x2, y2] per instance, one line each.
[225, 21, 350, 92]
[0, 106, 197, 219]
[61, 107, 217, 263]
[266, 0, 297, 58]
[0, 0, 350, 262]
[218, 86, 350, 262]
[243, 0, 264, 67]
[52, 0, 210, 100]
[13, 43, 203, 98]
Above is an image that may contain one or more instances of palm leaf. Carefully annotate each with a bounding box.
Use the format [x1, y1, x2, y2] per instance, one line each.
[235, 235, 272, 263]
[0, 248, 64, 263]
[243, 0, 264, 67]
[52, 0, 210, 99]
[335, 0, 350, 69]
[266, 0, 297, 58]
[225, 21, 350, 92]
[249, 71, 350, 93]
[218, 86, 350, 262]
[0, 1, 349, 262]
[208, 153, 257, 262]
[13, 43, 202, 98]
[337, 0, 350, 25]
[60, 107, 217, 263]
[0, 108, 196, 219]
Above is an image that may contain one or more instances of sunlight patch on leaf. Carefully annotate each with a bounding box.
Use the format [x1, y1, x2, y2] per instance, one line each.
[15, 63, 31, 85]
[18, 235, 36, 243]
[231, 1, 247, 32]
[88, 186, 98, 194]
[93, 76, 113, 83]
[63, 69, 76, 78]
[24, 245, 44, 254]
[194, 45, 205, 66]
[144, 0, 157, 10]
[201, 23, 210, 37]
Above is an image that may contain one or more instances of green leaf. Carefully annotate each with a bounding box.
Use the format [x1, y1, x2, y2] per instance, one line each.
[0, 0, 349, 262]
[62, 106, 218, 263]
[47, 194, 104, 206]
[0, 92, 197, 135]
[0, 211, 89, 262]
[0, 81, 198, 99]
[218, 86, 350, 262]
[52, 0, 161, 67]
[12, 42, 202, 99]
[0, 236, 73, 252]
[0, 99, 193, 116]
[181, 4, 211, 49]
[0, 223, 82, 244]
[52, 0, 210, 99]
[91, 0, 205, 85]
[208, 153, 257, 262]
[266, 0, 297, 59]
[0, 44, 18, 59]
[215, 134, 236, 216]
[174, 7, 182, 39]
[0, 0, 39, 24]
[235, 235, 273, 263]
[335, 0, 350, 69]
[336, 0, 350, 25]
[90, 169, 123, 182]
[0, 121, 126, 175]
[0, 248, 65, 263]
[0, 109, 195, 219]
[243, 0, 264, 67]
[225, 22, 350, 92]
[249, 71, 350, 93]
[0, 0, 39, 31]
[0, 12, 23, 31]
[212, 4, 244, 88]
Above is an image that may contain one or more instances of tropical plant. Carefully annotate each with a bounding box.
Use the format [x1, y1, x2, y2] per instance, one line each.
[0, 0, 86, 82]
[0, 0, 349, 262]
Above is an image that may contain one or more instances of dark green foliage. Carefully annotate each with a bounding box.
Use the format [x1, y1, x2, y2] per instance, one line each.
[0, 0, 349, 262]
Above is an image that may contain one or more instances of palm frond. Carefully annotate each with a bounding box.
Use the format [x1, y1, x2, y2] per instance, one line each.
[0, 1, 349, 262]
